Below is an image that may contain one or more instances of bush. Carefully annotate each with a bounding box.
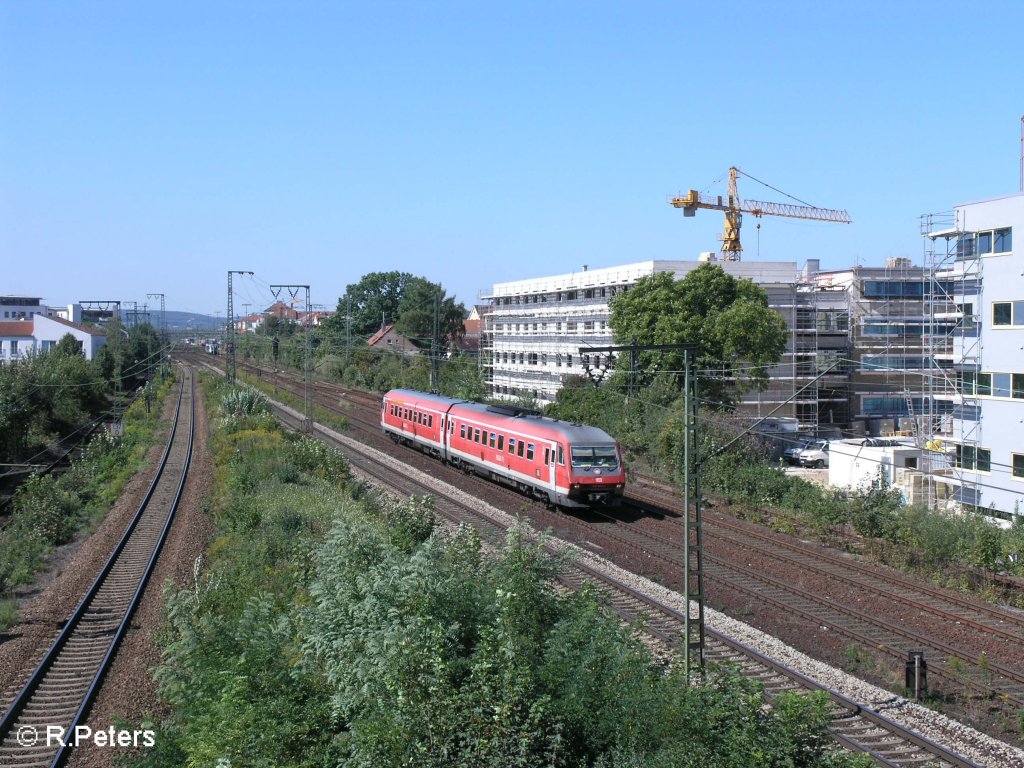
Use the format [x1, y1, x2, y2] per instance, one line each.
[287, 436, 351, 482]
[218, 386, 272, 419]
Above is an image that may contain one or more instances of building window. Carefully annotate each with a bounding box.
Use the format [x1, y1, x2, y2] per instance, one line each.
[993, 373, 1012, 398]
[977, 373, 992, 396]
[993, 302, 1013, 326]
[1013, 453, 1024, 479]
[977, 448, 991, 473]
[976, 231, 992, 255]
[995, 228, 1013, 253]
[1015, 374, 1024, 399]
[11, 340, 18, 356]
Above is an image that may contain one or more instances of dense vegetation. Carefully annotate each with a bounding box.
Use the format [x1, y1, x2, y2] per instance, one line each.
[135, 375, 869, 767]
[0, 321, 165, 469]
[0, 372, 176, 630]
[609, 265, 788, 405]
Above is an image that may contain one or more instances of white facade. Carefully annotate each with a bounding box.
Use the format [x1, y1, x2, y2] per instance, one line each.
[933, 192, 1024, 519]
[0, 296, 46, 321]
[483, 259, 799, 405]
[0, 322, 35, 362]
[53, 304, 84, 324]
[828, 437, 942, 503]
[0, 315, 106, 362]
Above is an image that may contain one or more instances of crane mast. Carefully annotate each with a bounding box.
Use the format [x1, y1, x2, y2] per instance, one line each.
[670, 166, 851, 261]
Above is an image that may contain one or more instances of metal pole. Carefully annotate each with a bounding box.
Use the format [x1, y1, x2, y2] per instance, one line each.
[227, 271, 254, 383]
[305, 286, 312, 433]
[691, 357, 705, 674]
[683, 351, 691, 681]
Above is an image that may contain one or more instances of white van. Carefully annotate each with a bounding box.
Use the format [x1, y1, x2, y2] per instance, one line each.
[797, 440, 830, 468]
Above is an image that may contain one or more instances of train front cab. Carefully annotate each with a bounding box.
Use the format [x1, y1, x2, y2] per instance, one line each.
[559, 442, 625, 508]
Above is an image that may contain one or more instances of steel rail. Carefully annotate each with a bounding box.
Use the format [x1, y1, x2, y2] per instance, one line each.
[0, 366, 195, 767]
[255, 394, 983, 768]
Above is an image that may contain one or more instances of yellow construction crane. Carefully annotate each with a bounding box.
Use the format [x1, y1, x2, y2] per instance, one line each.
[670, 166, 851, 261]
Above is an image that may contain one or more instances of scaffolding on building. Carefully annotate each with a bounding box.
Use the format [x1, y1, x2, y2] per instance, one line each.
[921, 212, 982, 510]
[788, 272, 852, 432]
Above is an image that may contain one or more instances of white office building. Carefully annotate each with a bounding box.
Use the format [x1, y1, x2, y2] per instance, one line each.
[925, 191, 1024, 520]
[481, 258, 800, 406]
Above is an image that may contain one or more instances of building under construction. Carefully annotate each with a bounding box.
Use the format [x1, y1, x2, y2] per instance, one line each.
[480, 256, 943, 439]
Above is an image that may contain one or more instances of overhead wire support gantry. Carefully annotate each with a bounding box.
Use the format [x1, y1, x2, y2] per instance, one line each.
[583, 341, 705, 677]
[227, 271, 254, 384]
[270, 282, 313, 433]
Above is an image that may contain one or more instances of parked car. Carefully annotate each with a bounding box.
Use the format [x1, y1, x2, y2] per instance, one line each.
[783, 440, 813, 465]
[798, 440, 830, 468]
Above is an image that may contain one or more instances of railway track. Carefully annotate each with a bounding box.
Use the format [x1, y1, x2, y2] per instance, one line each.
[186, 353, 1024, 760]
[0, 366, 195, 767]
[254, 387, 984, 767]
[623, 486, 1024, 710]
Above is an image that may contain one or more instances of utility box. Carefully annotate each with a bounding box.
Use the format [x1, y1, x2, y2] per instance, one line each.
[905, 651, 927, 698]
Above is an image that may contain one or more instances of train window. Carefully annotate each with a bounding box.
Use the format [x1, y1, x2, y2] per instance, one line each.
[527, 444, 535, 461]
[460, 424, 467, 439]
[474, 428, 481, 443]
[571, 446, 619, 470]
[544, 448, 550, 465]
[557, 444, 565, 465]
[489, 432, 496, 448]
[497, 435, 504, 451]
[517, 441, 525, 458]
[428, 415, 433, 428]
[508, 438, 516, 454]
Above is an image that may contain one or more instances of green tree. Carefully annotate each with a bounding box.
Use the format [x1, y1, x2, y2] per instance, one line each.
[96, 320, 161, 390]
[327, 271, 466, 350]
[52, 332, 85, 358]
[328, 271, 420, 337]
[609, 265, 787, 406]
[394, 277, 466, 353]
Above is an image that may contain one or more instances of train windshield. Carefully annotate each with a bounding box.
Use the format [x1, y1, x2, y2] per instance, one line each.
[570, 446, 618, 470]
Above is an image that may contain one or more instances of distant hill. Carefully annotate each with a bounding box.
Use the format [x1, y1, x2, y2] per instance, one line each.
[116, 310, 220, 331]
[164, 310, 221, 330]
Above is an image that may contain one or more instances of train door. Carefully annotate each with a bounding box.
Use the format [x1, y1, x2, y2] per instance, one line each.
[543, 444, 555, 490]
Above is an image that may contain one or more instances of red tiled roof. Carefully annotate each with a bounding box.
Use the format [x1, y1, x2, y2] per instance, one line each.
[367, 324, 393, 346]
[0, 321, 34, 336]
[48, 316, 106, 336]
[463, 318, 482, 335]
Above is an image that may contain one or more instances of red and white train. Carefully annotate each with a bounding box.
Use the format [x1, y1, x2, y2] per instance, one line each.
[381, 388, 626, 508]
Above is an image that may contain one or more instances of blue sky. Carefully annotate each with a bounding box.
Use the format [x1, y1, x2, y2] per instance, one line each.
[2, 1, 1023, 318]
